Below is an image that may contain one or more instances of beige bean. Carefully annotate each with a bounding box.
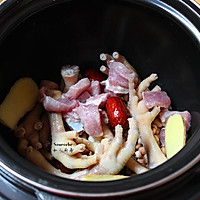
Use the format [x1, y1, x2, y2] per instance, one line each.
[138, 137, 142, 145]
[135, 144, 141, 150]
[137, 158, 145, 165]
[161, 146, 166, 155]
[135, 150, 142, 159]
[139, 146, 146, 155]
[154, 118, 163, 128]
[154, 135, 160, 145]
[156, 128, 160, 135]
[143, 154, 148, 164]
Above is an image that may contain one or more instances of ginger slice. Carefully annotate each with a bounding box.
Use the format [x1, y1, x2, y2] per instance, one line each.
[165, 114, 186, 159]
[0, 77, 38, 129]
[81, 174, 129, 181]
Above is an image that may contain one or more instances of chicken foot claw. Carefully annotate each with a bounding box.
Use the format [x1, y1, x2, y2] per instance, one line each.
[49, 111, 98, 169]
[117, 118, 139, 166]
[106, 125, 123, 159]
[129, 75, 167, 169]
[48, 90, 98, 169]
[70, 117, 138, 180]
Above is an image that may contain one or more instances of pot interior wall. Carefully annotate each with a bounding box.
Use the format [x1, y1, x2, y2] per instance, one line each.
[0, 0, 200, 107]
[0, 0, 199, 195]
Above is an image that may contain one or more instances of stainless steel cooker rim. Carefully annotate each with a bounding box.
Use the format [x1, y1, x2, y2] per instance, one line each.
[0, 0, 200, 198]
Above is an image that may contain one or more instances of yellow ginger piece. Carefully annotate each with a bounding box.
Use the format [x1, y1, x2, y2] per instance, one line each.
[165, 114, 186, 159]
[0, 77, 38, 129]
[81, 174, 129, 181]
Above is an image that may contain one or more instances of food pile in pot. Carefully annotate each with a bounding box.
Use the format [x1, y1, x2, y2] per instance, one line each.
[0, 52, 191, 181]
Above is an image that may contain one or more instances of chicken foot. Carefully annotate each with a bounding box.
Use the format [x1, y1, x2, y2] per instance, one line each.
[61, 65, 80, 92]
[15, 102, 43, 149]
[126, 156, 148, 174]
[112, 51, 137, 73]
[129, 74, 167, 169]
[68, 117, 138, 180]
[49, 110, 97, 169]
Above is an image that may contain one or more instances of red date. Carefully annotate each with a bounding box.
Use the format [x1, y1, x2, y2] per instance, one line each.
[106, 96, 130, 128]
[85, 68, 105, 82]
[53, 160, 73, 174]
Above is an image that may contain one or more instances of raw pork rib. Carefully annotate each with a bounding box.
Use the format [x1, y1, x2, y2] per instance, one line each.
[102, 61, 138, 94]
[43, 96, 78, 112]
[63, 78, 91, 99]
[74, 104, 103, 137]
[143, 91, 171, 109]
[159, 109, 191, 130]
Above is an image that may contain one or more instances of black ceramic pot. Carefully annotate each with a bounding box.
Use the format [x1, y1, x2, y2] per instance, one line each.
[0, 0, 200, 199]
